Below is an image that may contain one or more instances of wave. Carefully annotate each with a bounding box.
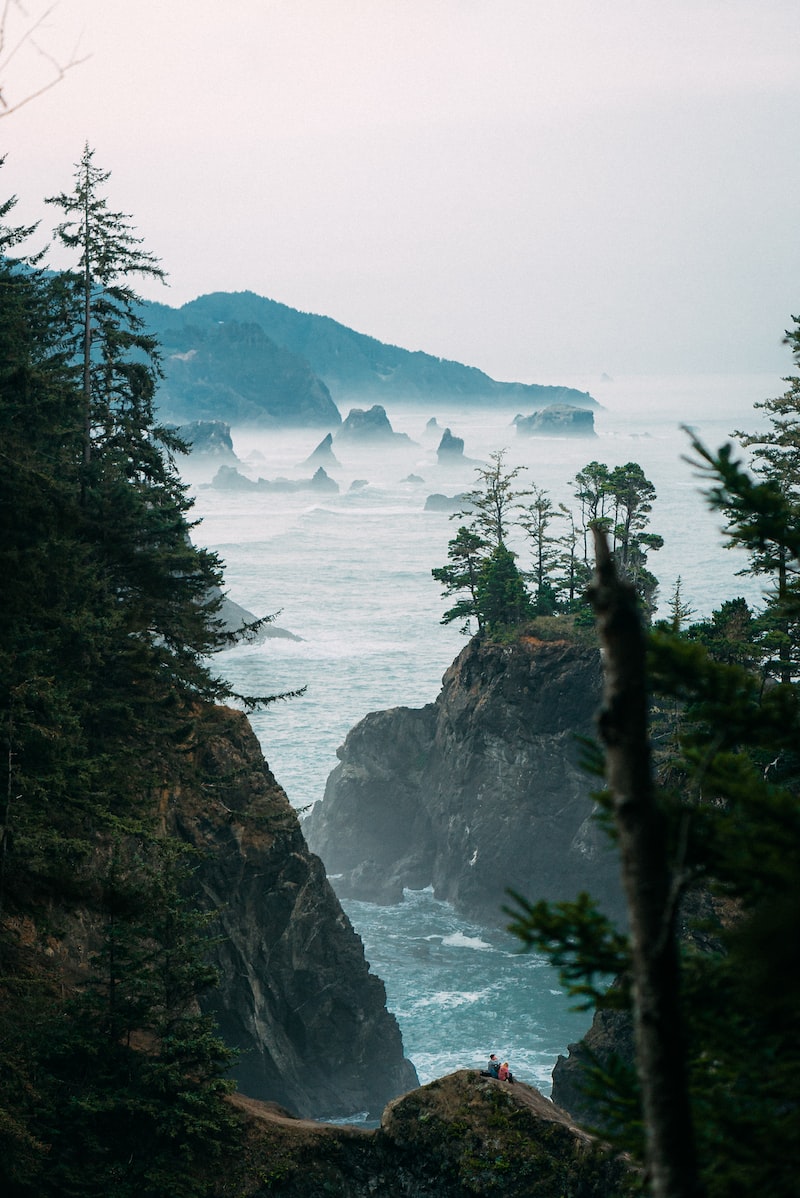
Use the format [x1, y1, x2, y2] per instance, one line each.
[441, 931, 492, 951]
[413, 989, 493, 1011]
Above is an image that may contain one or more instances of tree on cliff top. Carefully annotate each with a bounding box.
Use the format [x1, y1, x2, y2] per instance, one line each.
[455, 448, 530, 548]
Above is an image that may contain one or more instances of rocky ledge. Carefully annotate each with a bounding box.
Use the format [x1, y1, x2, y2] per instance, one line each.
[217, 1070, 633, 1197]
[305, 633, 624, 927]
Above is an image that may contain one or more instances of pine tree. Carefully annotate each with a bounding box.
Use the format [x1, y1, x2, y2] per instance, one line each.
[431, 525, 489, 632]
[0, 159, 252, 1195]
[475, 543, 532, 636]
[721, 327, 800, 683]
[455, 448, 530, 548]
[519, 485, 560, 615]
[46, 143, 167, 469]
[572, 460, 613, 564]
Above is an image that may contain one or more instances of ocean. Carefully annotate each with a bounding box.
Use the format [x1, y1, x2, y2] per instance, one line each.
[182, 371, 781, 1096]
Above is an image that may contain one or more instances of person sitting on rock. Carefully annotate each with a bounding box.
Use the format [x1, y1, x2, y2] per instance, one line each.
[498, 1061, 514, 1083]
[481, 1053, 500, 1078]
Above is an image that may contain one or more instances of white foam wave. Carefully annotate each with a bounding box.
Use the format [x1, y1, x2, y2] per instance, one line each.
[441, 931, 492, 950]
[414, 989, 490, 1011]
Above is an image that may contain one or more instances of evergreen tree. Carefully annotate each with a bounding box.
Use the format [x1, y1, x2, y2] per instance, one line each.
[26, 838, 237, 1198]
[45, 143, 167, 469]
[475, 543, 532, 636]
[455, 448, 529, 548]
[431, 525, 489, 632]
[722, 329, 800, 683]
[608, 462, 657, 565]
[572, 460, 613, 563]
[519, 485, 560, 615]
[685, 597, 758, 669]
[554, 503, 593, 615]
[660, 577, 694, 634]
[0, 159, 258, 1195]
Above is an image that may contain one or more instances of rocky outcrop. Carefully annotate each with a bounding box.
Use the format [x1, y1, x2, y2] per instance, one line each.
[424, 492, 468, 512]
[171, 419, 240, 460]
[515, 405, 596, 437]
[335, 404, 415, 446]
[549, 888, 733, 1130]
[217, 1071, 633, 1197]
[437, 427, 465, 460]
[210, 465, 338, 493]
[551, 1006, 635, 1131]
[305, 634, 624, 927]
[302, 431, 340, 469]
[215, 592, 302, 643]
[167, 705, 418, 1119]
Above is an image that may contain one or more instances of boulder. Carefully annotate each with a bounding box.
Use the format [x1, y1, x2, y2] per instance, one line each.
[515, 405, 596, 438]
[305, 634, 624, 927]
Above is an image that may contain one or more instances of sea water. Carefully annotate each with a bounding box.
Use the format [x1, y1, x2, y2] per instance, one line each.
[183, 371, 781, 1093]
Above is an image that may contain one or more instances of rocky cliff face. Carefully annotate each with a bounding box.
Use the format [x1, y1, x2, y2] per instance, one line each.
[165, 704, 418, 1119]
[305, 634, 624, 928]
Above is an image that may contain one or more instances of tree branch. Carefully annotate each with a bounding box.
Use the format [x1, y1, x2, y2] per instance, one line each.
[0, 1, 88, 118]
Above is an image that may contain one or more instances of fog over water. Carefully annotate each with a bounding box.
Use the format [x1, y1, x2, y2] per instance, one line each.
[183, 371, 780, 1095]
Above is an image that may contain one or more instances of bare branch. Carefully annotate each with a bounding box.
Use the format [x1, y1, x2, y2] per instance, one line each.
[0, 1, 88, 118]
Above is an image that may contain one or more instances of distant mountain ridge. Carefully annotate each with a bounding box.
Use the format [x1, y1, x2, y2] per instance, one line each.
[144, 289, 598, 427]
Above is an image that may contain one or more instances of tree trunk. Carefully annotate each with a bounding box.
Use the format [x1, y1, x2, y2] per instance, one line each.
[588, 526, 704, 1198]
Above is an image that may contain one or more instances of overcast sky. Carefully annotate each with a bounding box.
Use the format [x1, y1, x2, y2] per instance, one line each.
[3, 0, 799, 382]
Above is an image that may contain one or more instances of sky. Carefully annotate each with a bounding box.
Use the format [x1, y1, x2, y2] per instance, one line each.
[2, 0, 800, 383]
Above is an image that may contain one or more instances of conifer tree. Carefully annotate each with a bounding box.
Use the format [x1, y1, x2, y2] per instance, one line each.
[722, 327, 800, 682]
[46, 143, 167, 468]
[431, 525, 489, 632]
[519, 485, 560, 615]
[475, 543, 532, 636]
[0, 160, 249, 1195]
[455, 448, 530, 548]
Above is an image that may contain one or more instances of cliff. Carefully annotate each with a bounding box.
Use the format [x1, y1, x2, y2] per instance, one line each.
[217, 1070, 633, 1197]
[167, 704, 418, 1119]
[305, 633, 625, 928]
